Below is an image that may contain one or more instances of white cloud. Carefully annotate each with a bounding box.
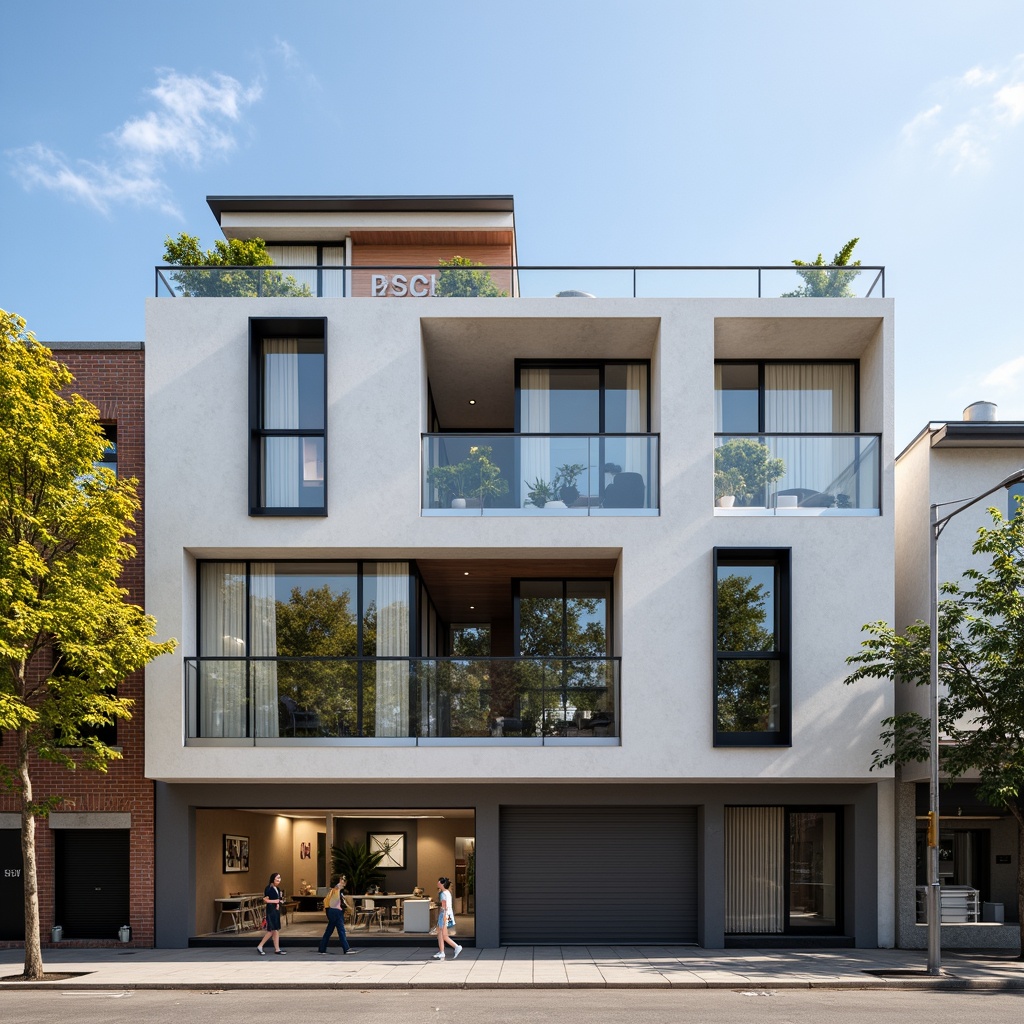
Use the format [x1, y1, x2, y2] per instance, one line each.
[9, 70, 261, 215]
[980, 354, 1024, 392]
[901, 54, 1024, 172]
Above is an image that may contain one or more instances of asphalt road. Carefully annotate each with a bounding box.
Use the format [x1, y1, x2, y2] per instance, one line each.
[4, 988, 1024, 1023]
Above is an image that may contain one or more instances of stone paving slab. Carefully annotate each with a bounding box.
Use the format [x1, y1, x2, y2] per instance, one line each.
[0, 945, 1022, 990]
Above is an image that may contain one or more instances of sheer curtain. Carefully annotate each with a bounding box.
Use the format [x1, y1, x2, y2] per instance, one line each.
[249, 563, 280, 738]
[263, 339, 300, 507]
[520, 368, 551, 504]
[200, 563, 246, 737]
[375, 562, 410, 736]
[265, 244, 317, 295]
[724, 806, 785, 933]
[623, 363, 648, 484]
[766, 364, 855, 499]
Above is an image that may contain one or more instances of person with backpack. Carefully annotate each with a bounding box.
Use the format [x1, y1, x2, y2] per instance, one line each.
[319, 873, 360, 955]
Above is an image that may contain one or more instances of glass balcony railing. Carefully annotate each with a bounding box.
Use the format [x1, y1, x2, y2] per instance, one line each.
[155, 264, 886, 299]
[184, 656, 619, 743]
[714, 433, 881, 512]
[422, 434, 659, 515]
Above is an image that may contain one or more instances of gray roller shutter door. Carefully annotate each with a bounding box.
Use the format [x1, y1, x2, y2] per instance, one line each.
[55, 829, 130, 939]
[500, 806, 697, 944]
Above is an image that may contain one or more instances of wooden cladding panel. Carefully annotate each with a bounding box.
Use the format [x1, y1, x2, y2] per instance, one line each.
[350, 243, 513, 298]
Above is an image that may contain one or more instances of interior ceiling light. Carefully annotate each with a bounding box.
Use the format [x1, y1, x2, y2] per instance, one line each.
[463, 571, 470, 576]
[468, 399, 476, 405]
[469, 605, 475, 610]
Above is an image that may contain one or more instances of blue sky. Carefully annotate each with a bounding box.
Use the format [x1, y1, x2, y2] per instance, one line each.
[3, 0, 1024, 448]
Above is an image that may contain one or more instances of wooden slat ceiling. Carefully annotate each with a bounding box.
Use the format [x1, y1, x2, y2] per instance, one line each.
[350, 230, 514, 246]
[416, 557, 618, 623]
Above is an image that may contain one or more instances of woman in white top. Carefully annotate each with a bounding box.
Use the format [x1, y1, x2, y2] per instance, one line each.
[432, 876, 463, 960]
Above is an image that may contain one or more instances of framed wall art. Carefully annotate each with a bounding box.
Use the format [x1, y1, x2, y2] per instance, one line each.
[224, 834, 250, 873]
[367, 831, 406, 869]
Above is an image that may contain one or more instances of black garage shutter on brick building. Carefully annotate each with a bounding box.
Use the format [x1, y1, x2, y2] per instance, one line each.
[55, 829, 130, 940]
[499, 806, 697, 944]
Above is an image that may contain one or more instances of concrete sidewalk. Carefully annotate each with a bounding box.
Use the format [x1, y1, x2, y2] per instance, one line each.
[1, 945, 1023, 990]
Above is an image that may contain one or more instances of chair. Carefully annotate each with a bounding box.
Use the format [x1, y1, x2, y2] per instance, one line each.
[602, 472, 645, 508]
[217, 894, 248, 932]
[280, 695, 321, 735]
[354, 898, 385, 931]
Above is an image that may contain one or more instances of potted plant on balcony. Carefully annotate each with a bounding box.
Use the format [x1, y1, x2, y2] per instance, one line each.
[429, 446, 508, 508]
[524, 477, 555, 508]
[714, 438, 785, 507]
[428, 460, 472, 507]
[554, 463, 587, 506]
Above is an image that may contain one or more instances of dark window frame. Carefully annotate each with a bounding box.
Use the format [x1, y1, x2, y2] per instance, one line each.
[248, 316, 328, 516]
[714, 359, 860, 434]
[713, 547, 791, 747]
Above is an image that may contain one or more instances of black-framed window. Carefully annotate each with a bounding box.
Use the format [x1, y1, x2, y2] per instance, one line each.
[249, 317, 327, 516]
[715, 361, 858, 434]
[514, 579, 613, 657]
[97, 424, 117, 475]
[1009, 482, 1024, 518]
[713, 548, 790, 746]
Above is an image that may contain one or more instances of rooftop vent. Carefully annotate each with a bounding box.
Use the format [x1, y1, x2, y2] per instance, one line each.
[963, 401, 997, 422]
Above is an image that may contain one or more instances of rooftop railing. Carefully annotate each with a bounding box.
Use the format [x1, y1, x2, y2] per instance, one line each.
[155, 264, 885, 299]
[185, 655, 619, 745]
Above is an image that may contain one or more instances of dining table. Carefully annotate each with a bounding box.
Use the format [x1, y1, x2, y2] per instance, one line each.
[352, 892, 423, 929]
[214, 893, 263, 932]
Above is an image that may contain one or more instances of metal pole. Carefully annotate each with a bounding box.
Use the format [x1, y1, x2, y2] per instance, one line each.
[927, 503, 941, 975]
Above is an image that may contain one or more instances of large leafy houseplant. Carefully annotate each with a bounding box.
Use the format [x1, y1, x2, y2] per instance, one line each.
[429, 445, 508, 507]
[714, 438, 785, 506]
[331, 840, 386, 894]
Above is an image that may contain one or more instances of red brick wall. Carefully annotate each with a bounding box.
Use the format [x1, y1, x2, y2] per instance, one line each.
[0, 344, 153, 948]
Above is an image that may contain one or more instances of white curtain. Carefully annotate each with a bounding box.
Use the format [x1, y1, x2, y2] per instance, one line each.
[263, 339, 300, 507]
[623, 363, 648, 485]
[322, 246, 346, 298]
[724, 806, 785, 933]
[265, 244, 317, 295]
[520, 368, 551, 504]
[199, 563, 246, 737]
[375, 562, 410, 736]
[714, 364, 724, 432]
[766, 364, 855, 500]
[249, 562, 280, 738]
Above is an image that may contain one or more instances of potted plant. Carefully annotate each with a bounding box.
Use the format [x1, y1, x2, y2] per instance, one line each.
[714, 438, 785, 507]
[428, 461, 472, 507]
[430, 446, 509, 508]
[554, 462, 587, 506]
[524, 477, 555, 508]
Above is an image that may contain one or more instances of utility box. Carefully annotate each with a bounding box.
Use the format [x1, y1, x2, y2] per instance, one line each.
[982, 902, 1005, 923]
[51, 925, 62, 942]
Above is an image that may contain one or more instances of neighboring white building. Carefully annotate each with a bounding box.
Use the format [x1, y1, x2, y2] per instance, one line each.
[894, 402, 1023, 948]
[145, 195, 896, 948]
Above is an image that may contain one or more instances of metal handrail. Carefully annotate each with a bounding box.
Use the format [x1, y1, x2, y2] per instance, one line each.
[155, 263, 885, 298]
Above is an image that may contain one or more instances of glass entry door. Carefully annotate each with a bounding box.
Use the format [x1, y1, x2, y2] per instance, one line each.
[787, 811, 839, 930]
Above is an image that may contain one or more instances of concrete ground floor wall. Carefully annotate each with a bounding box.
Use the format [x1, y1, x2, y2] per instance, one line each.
[155, 780, 890, 950]
[894, 781, 1020, 949]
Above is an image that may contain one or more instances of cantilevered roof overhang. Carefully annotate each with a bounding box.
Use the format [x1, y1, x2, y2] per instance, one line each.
[207, 194, 515, 222]
[930, 422, 1024, 447]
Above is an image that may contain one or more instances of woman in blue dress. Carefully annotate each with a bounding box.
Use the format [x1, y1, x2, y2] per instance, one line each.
[256, 872, 287, 955]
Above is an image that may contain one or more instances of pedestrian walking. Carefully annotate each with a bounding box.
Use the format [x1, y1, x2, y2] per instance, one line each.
[256, 872, 287, 955]
[432, 876, 462, 960]
[319, 873, 361, 955]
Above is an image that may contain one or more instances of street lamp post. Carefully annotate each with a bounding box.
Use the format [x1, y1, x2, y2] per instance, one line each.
[926, 467, 1024, 976]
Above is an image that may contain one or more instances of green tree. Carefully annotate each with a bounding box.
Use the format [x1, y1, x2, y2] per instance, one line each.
[435, 255, 508, 297]
[781, 237, 862, 297]
[0, 311, 177, 980]
[162, 233, 313, 298]
[844, 505, 1024, 956]
[714, 438, 786, 505]
[716, 573, 775, 732]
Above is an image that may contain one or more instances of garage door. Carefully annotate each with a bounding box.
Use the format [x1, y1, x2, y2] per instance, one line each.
[500, 806, 697, 944]
[55, 829, 130, 940]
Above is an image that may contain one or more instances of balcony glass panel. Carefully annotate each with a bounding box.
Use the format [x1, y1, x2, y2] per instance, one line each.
[422, 434, 658, 514]
[184, 656, 619, 742]
[714, 434, 880, 512]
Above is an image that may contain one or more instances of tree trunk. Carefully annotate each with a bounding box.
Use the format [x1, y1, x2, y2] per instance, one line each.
[19, 727, 44, 980]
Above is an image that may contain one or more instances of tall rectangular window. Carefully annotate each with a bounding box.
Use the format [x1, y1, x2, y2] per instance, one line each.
[250, 317, 327, 515]
[714, 548, 790, 745]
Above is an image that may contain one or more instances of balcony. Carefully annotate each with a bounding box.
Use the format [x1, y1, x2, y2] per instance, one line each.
[714, 434, 881, 514]
[155, 264, 886, 299]
[422, 434, 659, 515]
[184, 656, 620, 745]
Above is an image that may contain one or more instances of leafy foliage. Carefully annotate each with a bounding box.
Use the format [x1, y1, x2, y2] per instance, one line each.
[435, 255, 508, 297]
[162, 233, 312, 297]
[0, 310, 177, 978]
[714, 438, 785, 504]
[781, 237, 862, 297]
[428, 445, 509, 505]
[331, 840, 386, 894]
[844, 503, 1024, 953]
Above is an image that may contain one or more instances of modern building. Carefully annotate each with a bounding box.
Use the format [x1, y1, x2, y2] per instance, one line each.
[144, 194, 896, 948]
[893, 401, 1022, 948]
[0, 341, 152, 948]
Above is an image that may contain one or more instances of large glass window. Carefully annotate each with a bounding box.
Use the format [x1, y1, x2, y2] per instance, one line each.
[714, 548, 790, 745]
[197, 560, 409, 737]
[250, 318, 326, 515]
